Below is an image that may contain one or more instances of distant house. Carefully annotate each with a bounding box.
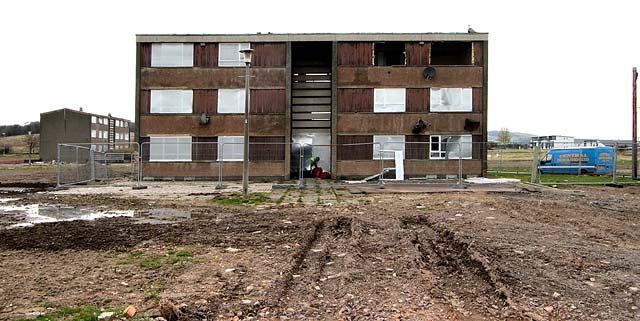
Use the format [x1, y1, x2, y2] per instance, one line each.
[39, 108, 131, 161]
[529, 135, 574, 149]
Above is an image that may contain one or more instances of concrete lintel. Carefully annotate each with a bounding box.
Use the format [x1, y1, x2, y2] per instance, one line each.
[136, 33, 489, 43]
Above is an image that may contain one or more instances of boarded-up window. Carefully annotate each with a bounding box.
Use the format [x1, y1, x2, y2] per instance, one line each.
[338, 88, 373, 112]
[140, 44, 151, 67]
[252, 43, 286, 68]
[406, 88, 429, 112]
[337, 135, 373, 160]
[430, 88, 472, 112]
[193, 136, 217, 161]
[405, 42, 430, 66]
[406, 135, 428, 159]
[194, 90, 217, 114]
[219, 43, 250, 67]
[218, 89, 245, 114]
[338, 42, 373, 66]
[194, 43, 218, 67]
[139, 90, 150, 114]
[151, 43, 193, 67]
[251, 89, 286, 113]
[250, 136, 285, 161]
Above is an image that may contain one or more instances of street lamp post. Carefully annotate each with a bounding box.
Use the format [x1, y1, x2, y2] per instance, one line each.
[240, 48, 254, 195]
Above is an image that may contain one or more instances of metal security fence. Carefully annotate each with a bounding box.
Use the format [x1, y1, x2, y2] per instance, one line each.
[139, 141, 298, 186]
[56, 143, 140, 188]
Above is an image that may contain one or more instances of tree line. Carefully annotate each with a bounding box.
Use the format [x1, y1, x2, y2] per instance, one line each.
[0, 122, 40, 136]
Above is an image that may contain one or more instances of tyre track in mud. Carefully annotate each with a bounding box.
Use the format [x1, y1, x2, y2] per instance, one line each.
[401, 214, 535, 320]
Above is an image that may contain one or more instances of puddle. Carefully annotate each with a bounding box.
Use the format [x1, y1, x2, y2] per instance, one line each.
[0, 199, 192, 228]
[0, 187, 32, 194]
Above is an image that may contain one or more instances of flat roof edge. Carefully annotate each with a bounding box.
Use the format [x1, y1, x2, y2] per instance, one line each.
[136, 33, 488, 43]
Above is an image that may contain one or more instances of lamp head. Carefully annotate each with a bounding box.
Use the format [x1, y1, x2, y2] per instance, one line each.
[240, 49, 254, 64]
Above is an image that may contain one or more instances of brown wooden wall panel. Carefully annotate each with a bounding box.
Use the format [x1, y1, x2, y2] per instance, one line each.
[472, 135, 482, 160]
[193, 89, 217, 114]
[337, 135, 373, 160]
[252, 43, 286, 68]
[251, 89, 286, 113]
[194, 43, 218, 67]
[472, 87, 483, 113]
[337, 88, 373, 112]
[249, 136, 285, 161]
[405, 42, 430, 66]
[338, 113, 482, 135]
[405, 135, 429, 159]
[337, 66, 483, 88]
[473, 42, 484, 66]
[338, 42, 373, 66]
[140, 136, 150, 161]
[139, 90, 150, 114]
[140, 44, 151, 67]
[142, 161, 286, 178]
[140, 114, 286, 136]
[336, 159, 482, 177]
[193, 136, 217, 161]
[406, 88, 429, 112]
[141, 68, 286, 89]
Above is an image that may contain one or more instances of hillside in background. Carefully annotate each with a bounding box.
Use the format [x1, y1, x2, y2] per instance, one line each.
[0, 122, 39, 136]
[488, 130, 537, 144]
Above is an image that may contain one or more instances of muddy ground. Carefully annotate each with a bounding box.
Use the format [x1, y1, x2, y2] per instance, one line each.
[0, 179, 639, 320]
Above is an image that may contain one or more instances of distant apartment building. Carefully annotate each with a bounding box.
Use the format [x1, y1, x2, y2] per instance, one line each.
[530, 135, 574, 149]
[136, 33, 488, 179]
[40, 108, 131, 161]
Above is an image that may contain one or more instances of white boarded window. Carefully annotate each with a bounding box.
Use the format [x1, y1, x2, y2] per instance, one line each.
[373, 135, 405, 160]
[374, 88, 406, 112]
[218, 136, 244, 161]
[218, 43, 250, 67]
[149, 136, 192, 161]
[430, 88, 472, 112]
[91, 116, 97, 124]
[103, 131, 108, 139]
[217, 89, 245, 113]
[125, 133, 129, 141]
[151, 43, 193, 67]
[430, 135, 472, 159]
[150, 90, 193, 113]
[91, 130, 97, 138]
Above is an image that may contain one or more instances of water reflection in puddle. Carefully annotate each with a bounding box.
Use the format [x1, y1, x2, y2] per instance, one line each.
[0, 199, 192, 229]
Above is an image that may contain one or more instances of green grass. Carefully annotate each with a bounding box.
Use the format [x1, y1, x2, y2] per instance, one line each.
[144, 290, 160, 302]
[139, 257, 163, 269]
[488, 172, 640, 185]
[14, 306, 105, 321]
[210, 193, 269, 206]
[275, 188, 291, 204]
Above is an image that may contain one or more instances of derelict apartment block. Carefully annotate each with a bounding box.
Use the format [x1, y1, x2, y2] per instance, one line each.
[135, 33, 488, 179]
[40, 108, 131, 161]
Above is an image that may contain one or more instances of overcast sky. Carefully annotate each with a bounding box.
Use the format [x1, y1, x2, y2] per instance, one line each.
[1, 0, 639, 139]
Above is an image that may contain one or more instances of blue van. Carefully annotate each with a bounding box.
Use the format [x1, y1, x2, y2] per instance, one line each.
[538, 146, 614, 175]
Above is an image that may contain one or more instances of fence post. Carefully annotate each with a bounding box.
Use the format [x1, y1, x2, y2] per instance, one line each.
[531, 147, 540, 184]
[90, 148, 95, 182]
[455, 141, 464, 188]
[378, 142, 384, 188]
[56, 144, 61, 188]
[216, 143, 225, 189]
[298, 143, 303, 187]
[612, 143, 618, 184]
